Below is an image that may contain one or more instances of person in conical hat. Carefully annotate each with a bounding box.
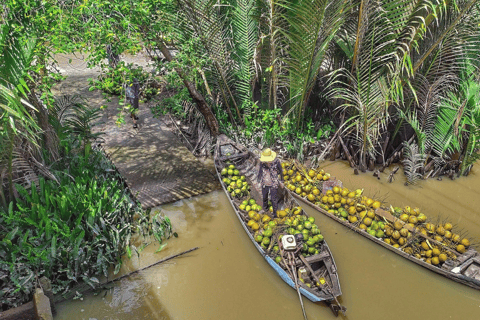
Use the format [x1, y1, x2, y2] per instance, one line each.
[257, 148, 283, 218]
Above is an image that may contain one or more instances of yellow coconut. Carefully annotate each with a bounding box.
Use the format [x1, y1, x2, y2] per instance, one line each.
[425, 223, 435, 233]
[394, 220, 403, 231]
[439, 253, 448, 263]
[421, 242, 429, 251]
[444, 222, 453, 231]
[372, 201, 381, 209]
[457, 244, 466, 254]
[364, 217, 373, 227]
[367, 210, 376, 219]
[461, 238, 471, 247]
[365, 198, 374, 207]
[408, 216, 418, 225]
[385, 228, 393, 237]
[436, 226, 446, 236]
[262, 215, 272, 223]
[452, 234, 461, 243]
[417, 214, 427, 223]
[348, 215, 358, 223]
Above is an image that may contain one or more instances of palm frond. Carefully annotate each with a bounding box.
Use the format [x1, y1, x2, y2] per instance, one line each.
[410, 0, 479, 77]
[407, 74, 458, 152]
[0, 25, 36, 86]
[63, 104, 103, 142]
[403, 140, 425, 185]
[255, 0, 289, 109]
[284, 0, 348, 128]
[177, 0, 243, 123]
[431, 76, 480, 161]
[232, 0, 258, 112]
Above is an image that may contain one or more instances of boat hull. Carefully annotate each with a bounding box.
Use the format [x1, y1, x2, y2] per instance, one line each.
[214, 135, 342, 302]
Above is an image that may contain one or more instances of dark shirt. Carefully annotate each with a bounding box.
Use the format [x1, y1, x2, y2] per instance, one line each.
[126, 80, 140, 109]
[257, 158, 283, 188]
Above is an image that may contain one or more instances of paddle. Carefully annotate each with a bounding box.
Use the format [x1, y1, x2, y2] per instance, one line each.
[298, 254, 347, 317]
[287, 251, 308, 320]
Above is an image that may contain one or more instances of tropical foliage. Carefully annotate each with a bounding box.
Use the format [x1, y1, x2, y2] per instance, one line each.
[1, 0, 480, 310]
[153, 0, 480, 179]
[0, 2, 174, 310]
[0, 149, 173, 309]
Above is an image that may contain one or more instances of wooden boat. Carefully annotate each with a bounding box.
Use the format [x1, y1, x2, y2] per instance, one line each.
[214, 135, 344, 309]
[286, 177, 480, 291]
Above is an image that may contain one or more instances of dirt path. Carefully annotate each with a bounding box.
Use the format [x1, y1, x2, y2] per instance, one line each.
[53, 53, 220, 208]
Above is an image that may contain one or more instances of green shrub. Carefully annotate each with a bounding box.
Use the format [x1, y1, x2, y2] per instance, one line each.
[151, 87, 191, 118]
[0, 148, 173, 309]
[89, 61, 159, 101]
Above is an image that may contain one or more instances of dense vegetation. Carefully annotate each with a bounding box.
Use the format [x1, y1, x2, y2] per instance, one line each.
[70, 0, 480, 182]
[1, 0, 480, 308]
[0, 2, 173, 310]
[156, 0, 480, 182]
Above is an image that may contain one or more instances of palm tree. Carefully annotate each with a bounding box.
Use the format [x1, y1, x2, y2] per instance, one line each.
[328, 0, 480, 172]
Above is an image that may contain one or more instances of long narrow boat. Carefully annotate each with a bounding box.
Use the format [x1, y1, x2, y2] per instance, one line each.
[285, 166, 480, 290]
[214, 135, 344, 309]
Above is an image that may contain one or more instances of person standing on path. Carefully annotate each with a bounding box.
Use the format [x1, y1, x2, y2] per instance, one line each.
[257, 148, 283, 218]
[126, 78, 140, 129]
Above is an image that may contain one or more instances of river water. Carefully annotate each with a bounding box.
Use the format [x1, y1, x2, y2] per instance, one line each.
[54, 161, 480, 320]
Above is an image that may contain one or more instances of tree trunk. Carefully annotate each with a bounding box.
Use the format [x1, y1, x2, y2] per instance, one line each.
[158, 41, 220, 137]
[28, 89, 56, 158]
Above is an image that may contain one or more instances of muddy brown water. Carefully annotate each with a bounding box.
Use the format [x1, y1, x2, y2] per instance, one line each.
[54, 161, 480, 320]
